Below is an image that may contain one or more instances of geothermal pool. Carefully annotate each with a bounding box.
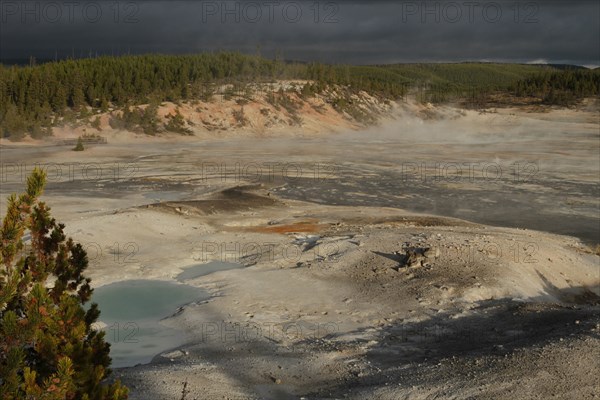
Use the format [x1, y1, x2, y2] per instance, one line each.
[92, 280, 208, 368]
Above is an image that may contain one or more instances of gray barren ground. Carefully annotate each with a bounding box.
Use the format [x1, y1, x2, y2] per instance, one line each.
[0, 102, 598, 399]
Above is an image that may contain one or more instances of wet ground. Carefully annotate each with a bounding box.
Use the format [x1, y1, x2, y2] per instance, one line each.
[3, 117, 597, 245]
[271, 159, 600, 245]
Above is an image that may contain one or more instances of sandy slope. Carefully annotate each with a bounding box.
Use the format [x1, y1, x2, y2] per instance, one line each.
[0, 81, 395, 147]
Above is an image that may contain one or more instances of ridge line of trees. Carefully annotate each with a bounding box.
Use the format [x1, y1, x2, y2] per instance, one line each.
[1, 52, 598, 139]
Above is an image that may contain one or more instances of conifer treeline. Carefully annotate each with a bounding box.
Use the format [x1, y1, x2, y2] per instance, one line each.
[0, 53, 293, 137]
[1, 52, 598, 138]
[510, 69, 600, 105]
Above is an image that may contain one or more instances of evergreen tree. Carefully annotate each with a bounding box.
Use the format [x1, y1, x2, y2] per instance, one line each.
[73, 137, 85, 151]
[0, 168, 128, 399]
[164, 109, 190, 134]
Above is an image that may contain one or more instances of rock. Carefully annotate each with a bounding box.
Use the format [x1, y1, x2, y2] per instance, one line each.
[161, 350, 184, 359]
[90, 321, 108, 331]
[424, 247, 440, 259]
[396, 247, 431, 269]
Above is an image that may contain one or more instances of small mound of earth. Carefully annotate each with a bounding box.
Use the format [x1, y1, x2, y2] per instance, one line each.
[146, 185, 280, 215]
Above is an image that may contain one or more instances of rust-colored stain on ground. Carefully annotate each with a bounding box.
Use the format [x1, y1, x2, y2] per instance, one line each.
[248, 221, 326, 234]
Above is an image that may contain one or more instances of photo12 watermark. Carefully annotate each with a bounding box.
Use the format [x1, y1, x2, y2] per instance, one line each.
[399, 1, 540, 24]
[399, 161, 539, 183]
[1, 1, 140, 24]
[190, 239, 341, 265]
[198, 1, 340, 24]
[414, 239, 540, 265]
[0, 162, 139, 183]
[194, 161, 338, 183]
[81, 241, 140, 264]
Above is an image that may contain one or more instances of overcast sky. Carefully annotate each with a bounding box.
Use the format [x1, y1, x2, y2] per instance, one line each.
[1, 0, 598, 67]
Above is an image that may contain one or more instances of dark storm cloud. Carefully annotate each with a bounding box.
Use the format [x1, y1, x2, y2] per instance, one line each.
[1, 0, 598, 66]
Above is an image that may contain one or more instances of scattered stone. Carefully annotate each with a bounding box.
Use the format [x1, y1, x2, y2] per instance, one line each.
[394, 247, 431, 269]
[161, 350, 184, 359]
